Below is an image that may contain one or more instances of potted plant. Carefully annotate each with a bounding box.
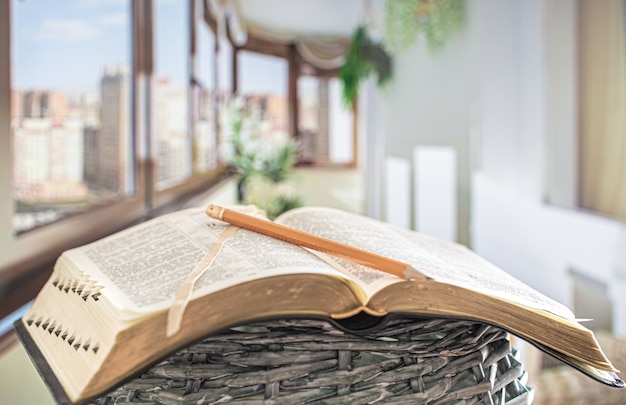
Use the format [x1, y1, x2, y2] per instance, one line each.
[223, 96, 303, 218]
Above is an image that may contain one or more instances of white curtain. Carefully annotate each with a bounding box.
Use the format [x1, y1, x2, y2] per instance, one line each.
[579, 0, 626, 221]
[211, 0, 349, 70]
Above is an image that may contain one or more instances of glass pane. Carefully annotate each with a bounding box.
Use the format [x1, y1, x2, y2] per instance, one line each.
[298, 76, 354, 165]
[11, 0, 132, 233]
[237, 51, 289, 139]
[216, 36, 232, 166]
[218, 36, 232, 94]
[154, 0, 191, 188]
[328, 78, 354, 163]
[194, 19, 218, 172]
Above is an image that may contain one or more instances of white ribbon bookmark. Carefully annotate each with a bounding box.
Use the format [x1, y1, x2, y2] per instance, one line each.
[166, 206, 262, 337]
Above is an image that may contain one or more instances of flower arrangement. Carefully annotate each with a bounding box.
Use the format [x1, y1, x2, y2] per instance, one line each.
[221, 95, 303, 218]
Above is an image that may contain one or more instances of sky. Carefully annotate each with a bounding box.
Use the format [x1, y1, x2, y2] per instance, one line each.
[12, 0, 285, 95]
[12, 0, 131, 93]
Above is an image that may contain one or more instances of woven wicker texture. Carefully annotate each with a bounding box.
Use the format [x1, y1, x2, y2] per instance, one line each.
[91, 318, 533, 405]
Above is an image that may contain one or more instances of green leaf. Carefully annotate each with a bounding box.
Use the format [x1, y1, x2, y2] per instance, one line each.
[340, 26, 393, 107]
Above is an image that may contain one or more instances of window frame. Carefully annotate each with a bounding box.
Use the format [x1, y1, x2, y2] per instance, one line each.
[206, 6, 359, 169]
[0, 0, 226, 321]
[151, 0, 225, 208]
[0, 0, 359, 321]
[295, 69, 360, 168]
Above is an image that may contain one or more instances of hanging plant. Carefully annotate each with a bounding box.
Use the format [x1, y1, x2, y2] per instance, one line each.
[384, 0, 465, 54]
[339, 25, 393, 107]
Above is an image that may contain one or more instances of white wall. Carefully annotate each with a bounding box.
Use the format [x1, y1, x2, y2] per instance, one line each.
[471, 0, 626, 335]
[378, 10, 474, 244]
[473, 0, 549, 200]
[294, 168, 364, 214]
[369, 0, 626, 335]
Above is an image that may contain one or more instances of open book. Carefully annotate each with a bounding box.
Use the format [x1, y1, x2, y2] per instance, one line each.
[16, 206, 624, 404]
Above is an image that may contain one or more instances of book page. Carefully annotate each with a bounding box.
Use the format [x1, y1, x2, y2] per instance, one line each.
[275, 209, 406, 297]
[275, 207, 575, 320]
[61, 208, 350, 317]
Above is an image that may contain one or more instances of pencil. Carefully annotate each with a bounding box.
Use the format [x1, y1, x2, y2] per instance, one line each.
[206, 204, 428, 280]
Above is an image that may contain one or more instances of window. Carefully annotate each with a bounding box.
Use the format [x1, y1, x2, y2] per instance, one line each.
[1, 0, 361, 320]
[298, 75, 355, 165]
[193, 5, 218, 173]
[545, 0, 626, 222]
[11, 0, 133, 232]
[217, 33, 233, 94]
[577, 0, 626, 222]
[237, 50, 289, 140]
[154, 0, 192, 188]
[0, 0, 225, 320]
[229, 34, 357, 168]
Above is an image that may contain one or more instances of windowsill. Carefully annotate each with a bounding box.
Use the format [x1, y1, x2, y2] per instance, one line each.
[0, 173, 233, 322]
[295, 162, 358, 170]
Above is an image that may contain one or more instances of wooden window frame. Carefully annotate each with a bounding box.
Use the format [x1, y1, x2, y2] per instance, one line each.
[203, 4, 358, 169]
[0, 0, 226, 323]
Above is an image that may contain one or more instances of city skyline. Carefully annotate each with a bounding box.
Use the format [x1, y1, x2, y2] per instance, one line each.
[10, 0, 349, 232]
[11, 67, 293, 195]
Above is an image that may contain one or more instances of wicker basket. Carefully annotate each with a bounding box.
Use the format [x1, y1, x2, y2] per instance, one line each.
[90, 317, 533, 405]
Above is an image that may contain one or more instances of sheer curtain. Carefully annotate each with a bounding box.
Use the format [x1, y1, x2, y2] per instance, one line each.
[579, 0, 626, 221]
